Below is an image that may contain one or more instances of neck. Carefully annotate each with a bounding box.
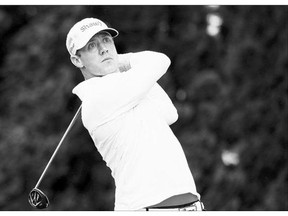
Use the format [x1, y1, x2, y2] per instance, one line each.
[81, 68, 120, 80]
[81, 71, 101, 80]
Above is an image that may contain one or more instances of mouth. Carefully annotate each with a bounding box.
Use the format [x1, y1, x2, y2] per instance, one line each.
[102, 57, 113, 62]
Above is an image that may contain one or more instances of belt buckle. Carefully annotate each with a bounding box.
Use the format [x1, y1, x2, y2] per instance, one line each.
[179, 201, 204, 211]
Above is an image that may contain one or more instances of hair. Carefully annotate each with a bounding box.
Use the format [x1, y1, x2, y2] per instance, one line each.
[75, 50, 81, 57]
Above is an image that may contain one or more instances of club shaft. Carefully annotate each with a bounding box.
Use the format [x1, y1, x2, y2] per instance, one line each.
[35, 105, 82, 189]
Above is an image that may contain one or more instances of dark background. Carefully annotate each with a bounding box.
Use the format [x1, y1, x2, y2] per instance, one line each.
[0, 5, 287, 211]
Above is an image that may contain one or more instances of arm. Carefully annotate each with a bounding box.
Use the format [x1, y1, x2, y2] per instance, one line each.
[147, 83, 178, 125]
[118, 54, 177, 125]
[107, 51, 171, 113]
[73, 51, 171, 128]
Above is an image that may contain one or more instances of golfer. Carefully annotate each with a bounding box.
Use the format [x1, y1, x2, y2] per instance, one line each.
[66, 17, 204, 211]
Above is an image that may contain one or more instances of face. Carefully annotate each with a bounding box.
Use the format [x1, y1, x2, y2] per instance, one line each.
[76, 31, 119, 77]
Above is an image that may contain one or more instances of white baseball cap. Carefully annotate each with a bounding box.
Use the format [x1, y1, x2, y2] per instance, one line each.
[66, 18, 119, 56]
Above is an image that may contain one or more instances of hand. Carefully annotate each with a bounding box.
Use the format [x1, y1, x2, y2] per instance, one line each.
[118, 53, 132, 72]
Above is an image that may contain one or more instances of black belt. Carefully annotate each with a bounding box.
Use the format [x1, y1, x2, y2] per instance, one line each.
[145, 200, 205, 211]
[146, 200, 198, 209]
[146, 193, 199, 209]
[145, 200, 206, 211]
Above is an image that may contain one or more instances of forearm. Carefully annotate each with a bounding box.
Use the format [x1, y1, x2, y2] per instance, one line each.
[118, 51, 171, 77]
[130, 51, 171, 78]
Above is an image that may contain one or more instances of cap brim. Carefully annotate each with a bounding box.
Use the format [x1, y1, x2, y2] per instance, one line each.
[76, 28, 119, 53]
[102, 28, 119, 38]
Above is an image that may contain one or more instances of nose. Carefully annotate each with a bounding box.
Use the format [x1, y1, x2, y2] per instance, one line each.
[99, 43, 108, 55]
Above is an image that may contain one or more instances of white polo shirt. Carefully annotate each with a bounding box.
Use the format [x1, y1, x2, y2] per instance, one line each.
[72, 51, 199, 210]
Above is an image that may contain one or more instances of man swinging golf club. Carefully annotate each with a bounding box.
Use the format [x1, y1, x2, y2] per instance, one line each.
[65, 17, 204, 211]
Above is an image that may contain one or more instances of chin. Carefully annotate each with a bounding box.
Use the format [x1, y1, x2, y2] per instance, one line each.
[96, 70, 116, 77]
[106, 68, 119, 75]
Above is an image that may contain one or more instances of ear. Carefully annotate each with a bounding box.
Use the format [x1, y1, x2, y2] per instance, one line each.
[70, 55, 84, 68]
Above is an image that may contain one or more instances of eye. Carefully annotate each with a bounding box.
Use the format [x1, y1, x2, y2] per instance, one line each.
[88, 42, 97, 51]
[103, 37, 112, 43]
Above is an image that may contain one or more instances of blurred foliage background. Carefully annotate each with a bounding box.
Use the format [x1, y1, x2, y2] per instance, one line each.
[0, 5, 287, 211]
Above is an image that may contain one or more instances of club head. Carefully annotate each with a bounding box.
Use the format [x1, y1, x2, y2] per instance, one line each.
[28, 188, 49, 209]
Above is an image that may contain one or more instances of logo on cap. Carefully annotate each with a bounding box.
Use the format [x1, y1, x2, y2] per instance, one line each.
[80, 21, 103, 32]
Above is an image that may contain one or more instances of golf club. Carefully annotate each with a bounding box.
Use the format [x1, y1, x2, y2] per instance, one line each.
[28, 104, 82, 209]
